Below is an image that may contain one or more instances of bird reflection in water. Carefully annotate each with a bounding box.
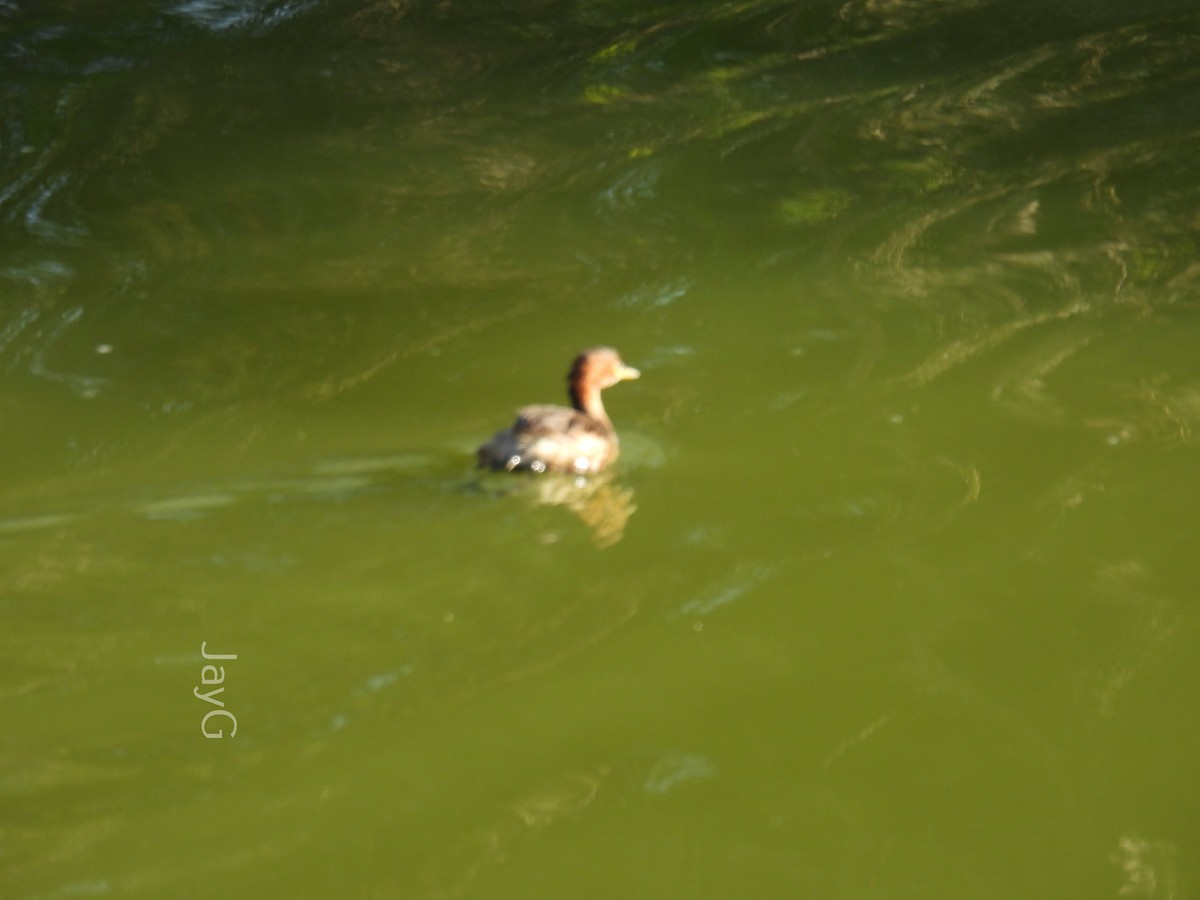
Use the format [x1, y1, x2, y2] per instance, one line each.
[476, 347, 641, 547]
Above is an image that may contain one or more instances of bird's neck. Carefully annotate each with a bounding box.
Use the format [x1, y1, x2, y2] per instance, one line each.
[570, 382, 610, 426]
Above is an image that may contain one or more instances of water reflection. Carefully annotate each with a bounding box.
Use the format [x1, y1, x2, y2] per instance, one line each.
[169, 0, 317, 32]
[477, 470, 637, 549]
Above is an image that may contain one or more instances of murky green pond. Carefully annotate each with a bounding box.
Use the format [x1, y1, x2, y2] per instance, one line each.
[3, 1, 1199, 896]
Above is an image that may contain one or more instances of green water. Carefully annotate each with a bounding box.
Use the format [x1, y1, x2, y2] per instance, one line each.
[3, 1, 1199, 896]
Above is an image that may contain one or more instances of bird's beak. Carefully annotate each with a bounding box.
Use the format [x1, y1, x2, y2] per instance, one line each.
[618, 365, 641, 381]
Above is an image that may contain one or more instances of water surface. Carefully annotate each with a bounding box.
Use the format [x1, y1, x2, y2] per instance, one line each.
[2, 1, 1198, 896]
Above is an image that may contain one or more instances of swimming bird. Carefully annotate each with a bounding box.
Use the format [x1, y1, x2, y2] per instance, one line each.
[477, 347, 640, 474]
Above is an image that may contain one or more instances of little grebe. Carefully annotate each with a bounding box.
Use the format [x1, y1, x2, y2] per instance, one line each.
[477, 347, 640, 474]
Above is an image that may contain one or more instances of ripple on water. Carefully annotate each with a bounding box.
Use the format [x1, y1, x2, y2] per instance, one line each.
[168, 0, 317, 33]
[136, 493, 238, 521]
[0, 512, 78, 533]
[675, 565, 774, 619]
[615, 279, 693, 309]
[643, 754, 716, 794]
